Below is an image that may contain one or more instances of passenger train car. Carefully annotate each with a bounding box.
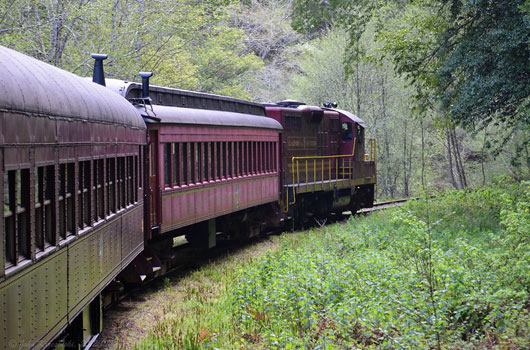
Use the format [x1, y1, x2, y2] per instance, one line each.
[1, 44, 376, 349]
[0, 46, 145, 349]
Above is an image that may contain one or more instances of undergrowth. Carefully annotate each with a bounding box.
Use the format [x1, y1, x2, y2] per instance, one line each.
[136, 178, 529, 349]
[231, 179, 530, 349]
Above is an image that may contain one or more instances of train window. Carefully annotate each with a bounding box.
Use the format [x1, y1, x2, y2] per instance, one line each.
[227, 142, 233, 178]
[216, 142, 221, 179]
[238, 142, 242, 176]
[244, 141, 248, 175]
[137, 147, 142, 191]
[190, 143, 196, 184]
[197, 143, 203, 182]
[218, 142, 224, 178]
[255, 142, 259, 174]
[341, 122, 353, 141]
[116, 158, 122, 210]
[94, 159, 104, 221]
[125, 156, 134, 205]
[356, 124, 363, 143]
[149, 140, 156, 177]
[117, 157, 126, 209]
[261, 142, 265, 173]
[35, 165, 55, 250]
[106, 158, 116, 214]
[284, 115, 302, 130]
[234, 142, 238, 177]
[265, 142, 268, 172]
[182, 143, 188, 185]
[77, 162, 83, 229]
[164, 144, 171, 187]
[253, 142, 257, 174]
[173, 143, 179, 186]
[202, 142, 210, 181]
[273, 143, 277, 172]
[59, 163, 75, 238]
[134, 155, 139, 202]
[269, 142, 272, 172]
[4, 171, 15, 266]
[255, 142, 261, 174]
[208, 142, 215, 181]
[78, 161, 92, 229]
[249, 142, 252, 174]
[5, 169, 31, 263]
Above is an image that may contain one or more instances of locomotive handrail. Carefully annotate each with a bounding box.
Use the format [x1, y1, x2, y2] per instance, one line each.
[286, 138, 357, 211]
[285, 137, 377, 212]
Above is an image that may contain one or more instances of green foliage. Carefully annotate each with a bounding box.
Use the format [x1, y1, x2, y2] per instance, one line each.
[292, 0, 530, 131]
[231, 181, 530, 348]
[0, 0, 261, 99]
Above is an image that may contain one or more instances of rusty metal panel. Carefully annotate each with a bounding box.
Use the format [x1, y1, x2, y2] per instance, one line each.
[4, 147, 30, 169]
[0, 249, 68, 350]
[121, 206, 143, 267]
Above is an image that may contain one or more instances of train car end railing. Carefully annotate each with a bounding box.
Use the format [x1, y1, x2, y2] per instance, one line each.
[285, 137, 377, 212]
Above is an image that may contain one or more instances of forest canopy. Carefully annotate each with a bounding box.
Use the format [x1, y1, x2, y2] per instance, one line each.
[292, 0, 530, 131]
[1, 0, 528, 195]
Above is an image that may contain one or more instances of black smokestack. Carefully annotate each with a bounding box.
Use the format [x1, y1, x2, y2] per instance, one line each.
[139, 72, 153, 99]
[91, 53, 108, 86]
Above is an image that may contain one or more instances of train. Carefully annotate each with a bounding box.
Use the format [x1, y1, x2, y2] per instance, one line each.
[0, 45, 376, 349]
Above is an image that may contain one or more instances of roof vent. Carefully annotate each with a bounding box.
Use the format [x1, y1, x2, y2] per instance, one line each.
[91, 54, 108, 86]
[277, 100, 305, 108]
[139, 72, 153, 99]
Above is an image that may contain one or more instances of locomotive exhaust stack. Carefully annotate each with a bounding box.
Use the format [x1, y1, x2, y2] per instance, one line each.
[139, 71, 153, 99]
[91, 53, 108, 86]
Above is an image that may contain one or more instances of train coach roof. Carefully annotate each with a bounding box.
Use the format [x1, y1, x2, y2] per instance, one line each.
[0, 45, 145, 129]
[142, 104, 282, 130]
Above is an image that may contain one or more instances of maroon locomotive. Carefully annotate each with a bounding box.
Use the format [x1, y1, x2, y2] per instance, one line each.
[1, 45, 376, 349]
[265, 101, 376, 224]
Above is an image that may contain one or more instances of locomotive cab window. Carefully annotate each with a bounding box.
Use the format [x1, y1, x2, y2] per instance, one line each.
[356, 124, 363, 143]
[341, 122, 353, 141]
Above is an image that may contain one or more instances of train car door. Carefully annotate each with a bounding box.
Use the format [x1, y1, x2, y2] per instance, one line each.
[339, 115, 354, 156]
[148, 130, 161, 230]
[329, 115, 340, 155]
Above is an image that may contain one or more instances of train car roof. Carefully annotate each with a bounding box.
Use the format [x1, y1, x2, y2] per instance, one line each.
[141, 104, 282, 130]
[0, 45, 145, 129]
[105, 79, 266, 117]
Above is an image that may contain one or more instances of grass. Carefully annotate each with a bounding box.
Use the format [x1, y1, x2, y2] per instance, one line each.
[129, 178, 529, 349]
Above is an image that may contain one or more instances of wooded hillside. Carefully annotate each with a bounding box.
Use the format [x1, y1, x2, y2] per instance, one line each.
[2, 0, 528, 195]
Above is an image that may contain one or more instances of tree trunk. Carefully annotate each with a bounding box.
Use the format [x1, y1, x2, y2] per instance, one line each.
[446, 130, 458, 189]
[403, 117, 409, 197]
[420, 119, 425, 188]
[450, 127, 468, 189]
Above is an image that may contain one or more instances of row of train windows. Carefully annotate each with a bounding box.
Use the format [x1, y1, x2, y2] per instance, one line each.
[3, 155, 140, 268]
[162, 141, 278, 187]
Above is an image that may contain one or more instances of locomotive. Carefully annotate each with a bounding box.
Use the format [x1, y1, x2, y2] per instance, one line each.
[0, 45, 376, 349]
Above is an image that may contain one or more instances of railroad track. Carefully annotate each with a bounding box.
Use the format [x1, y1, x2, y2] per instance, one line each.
[357, 198, 410, 213]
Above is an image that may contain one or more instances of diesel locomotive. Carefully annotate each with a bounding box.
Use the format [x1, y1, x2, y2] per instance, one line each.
[0, 45, 376, 349]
